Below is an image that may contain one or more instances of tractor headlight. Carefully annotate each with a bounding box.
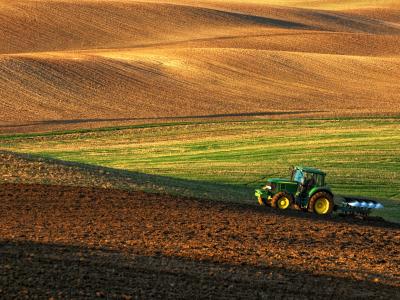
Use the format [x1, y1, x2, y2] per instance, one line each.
[263, 182, 275, 191]
[262, 184, 271, 190]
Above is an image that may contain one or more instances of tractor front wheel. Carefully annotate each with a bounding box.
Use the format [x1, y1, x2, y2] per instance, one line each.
[271, 192, 293, 210]
[308, 192, 334, 215]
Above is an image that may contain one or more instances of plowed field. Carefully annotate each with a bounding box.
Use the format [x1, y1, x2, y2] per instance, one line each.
[2, 0, 400, 134]
[1, 183, 399, 299]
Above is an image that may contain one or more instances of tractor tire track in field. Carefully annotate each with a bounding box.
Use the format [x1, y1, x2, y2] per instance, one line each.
[1, 183, 399, 298]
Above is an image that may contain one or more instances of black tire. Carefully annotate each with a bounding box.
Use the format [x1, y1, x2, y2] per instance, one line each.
[271, 192, 293, 210]
[308, 191, 334, 215]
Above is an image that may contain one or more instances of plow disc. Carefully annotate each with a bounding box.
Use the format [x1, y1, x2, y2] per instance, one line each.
[335, 196, 384, 217]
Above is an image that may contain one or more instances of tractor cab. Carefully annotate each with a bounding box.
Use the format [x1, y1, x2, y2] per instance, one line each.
[291, 166, 326, 187]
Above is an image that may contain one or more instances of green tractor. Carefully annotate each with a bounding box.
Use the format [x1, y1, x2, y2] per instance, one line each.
[255, 166, 384, 216]
[255, 166, 334, 215]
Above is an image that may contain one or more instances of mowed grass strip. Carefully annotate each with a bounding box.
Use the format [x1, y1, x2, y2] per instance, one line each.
[1, 118, 399, 220]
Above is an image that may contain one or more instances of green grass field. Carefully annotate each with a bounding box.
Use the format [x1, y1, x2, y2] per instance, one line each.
[1, 118, 399, 221]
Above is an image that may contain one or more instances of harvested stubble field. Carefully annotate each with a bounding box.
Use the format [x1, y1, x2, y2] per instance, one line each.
[1, 0, 400, 133]
[1, 183, 400, 299]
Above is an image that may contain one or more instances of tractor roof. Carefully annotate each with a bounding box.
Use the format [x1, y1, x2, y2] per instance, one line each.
[295, 166, 326, 175]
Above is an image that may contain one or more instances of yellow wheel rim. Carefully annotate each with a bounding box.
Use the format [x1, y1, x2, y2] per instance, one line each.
[315, 198, 330, 214]
[277, 197, 290, 209]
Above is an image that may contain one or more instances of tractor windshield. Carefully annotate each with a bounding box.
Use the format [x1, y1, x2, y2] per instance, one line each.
[292, 169, 304, 183]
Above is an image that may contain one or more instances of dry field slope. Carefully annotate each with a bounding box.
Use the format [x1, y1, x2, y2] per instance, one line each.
[1, 0, 400, 132]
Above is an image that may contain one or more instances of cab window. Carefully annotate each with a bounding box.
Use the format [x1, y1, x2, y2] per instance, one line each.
[292, 170, 304, 183]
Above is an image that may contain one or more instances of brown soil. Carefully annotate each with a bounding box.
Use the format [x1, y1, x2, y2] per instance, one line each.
[1, 1, 400, 134]
[1, 183, 399, 299]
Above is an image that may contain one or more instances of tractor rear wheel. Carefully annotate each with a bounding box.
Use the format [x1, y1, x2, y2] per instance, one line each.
[271, 192, 293, 210]
[308, 192, 334, 215]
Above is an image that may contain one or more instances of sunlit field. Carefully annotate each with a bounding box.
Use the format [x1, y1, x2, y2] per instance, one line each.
[2, 0, 400, 134]
[1, 118, 399, 221]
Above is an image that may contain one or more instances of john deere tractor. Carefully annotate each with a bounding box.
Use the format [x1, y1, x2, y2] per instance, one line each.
[255, 166, 384, 216]
[255, 166, 334, 214]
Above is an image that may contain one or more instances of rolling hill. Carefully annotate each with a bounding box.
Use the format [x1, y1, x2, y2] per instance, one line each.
[1, 0, 399, 133]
